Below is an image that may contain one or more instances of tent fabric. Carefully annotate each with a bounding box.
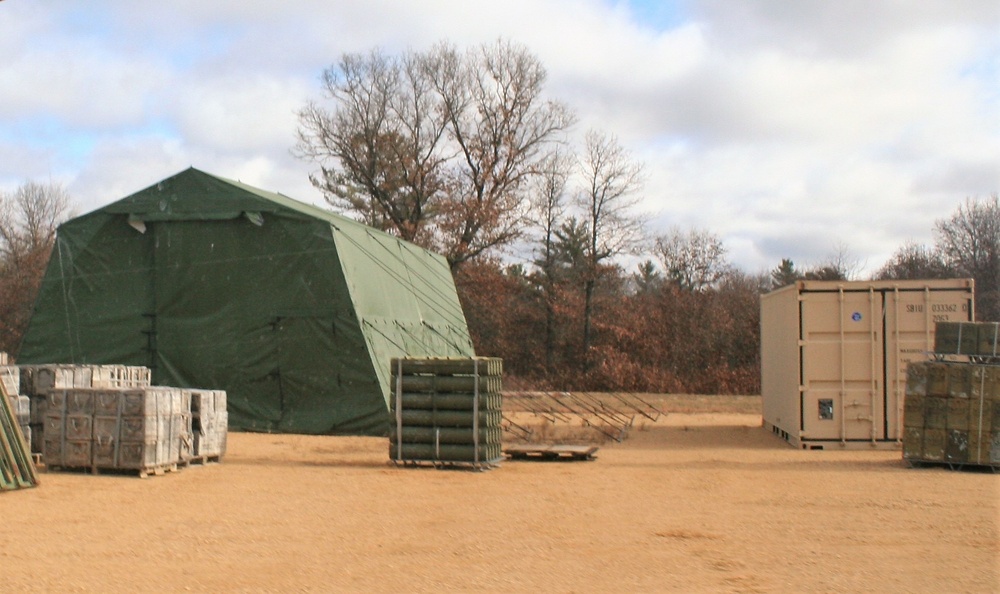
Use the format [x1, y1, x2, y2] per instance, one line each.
[19, 167, 474, 435]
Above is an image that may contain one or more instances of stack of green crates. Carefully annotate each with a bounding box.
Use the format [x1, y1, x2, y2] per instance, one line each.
[389, 357, 503, 470]
[904, 359, 1000, 469]
[934, 321, 1000, 359]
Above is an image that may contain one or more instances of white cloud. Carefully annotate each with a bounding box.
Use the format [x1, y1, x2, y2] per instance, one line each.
[0, 0, 997, 278]
[64, 135, 324, 215]
[0, 14, 168, 129]
[170, 75, 311, 153]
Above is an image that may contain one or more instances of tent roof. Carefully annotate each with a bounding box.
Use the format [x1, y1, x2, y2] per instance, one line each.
[102, 167, 375, 234]
[101, 165, 472, 340]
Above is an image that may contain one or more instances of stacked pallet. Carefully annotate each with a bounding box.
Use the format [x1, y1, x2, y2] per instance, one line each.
[20, 364, 151, 455]
[187, 389, 228, 461]
[390, 357, 503, 470]
[44, 387, 193, 477]
[904, 341, 1000, 470]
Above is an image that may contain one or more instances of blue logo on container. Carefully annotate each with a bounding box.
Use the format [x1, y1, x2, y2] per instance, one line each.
[851, 312, 862, 322]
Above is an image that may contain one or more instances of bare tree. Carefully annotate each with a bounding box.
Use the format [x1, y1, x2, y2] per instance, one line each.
[530, 149, 574, 372]
[577, 129, 644, 365]
[935, 194, 1000, 320]
[429, 40, 576, 268]
[295, 48, 447, 243]
[296, 39, 576, 268]
[0, 181, 71, 354]
[874, 242, 953, 280]
[654, 227, 730, 292]
[803, 243, 864, 281]
[532, 151, 574, 264]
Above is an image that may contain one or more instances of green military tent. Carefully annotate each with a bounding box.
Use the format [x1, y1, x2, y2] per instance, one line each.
[18, 167, 475, 435]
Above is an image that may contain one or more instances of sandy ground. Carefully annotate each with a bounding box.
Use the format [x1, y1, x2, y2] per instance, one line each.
[2, 395, 998, 593]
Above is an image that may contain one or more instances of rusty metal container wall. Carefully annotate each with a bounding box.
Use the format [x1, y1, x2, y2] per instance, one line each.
[761, 279, 974, 449]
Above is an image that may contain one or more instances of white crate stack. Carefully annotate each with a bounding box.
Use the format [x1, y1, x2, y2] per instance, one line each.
[1, 362, 30, 450]
[20, 364, 130, 454]
[43, 387, 193, 476]
[92, 365, 153, 389]
[17, 364, 226, 477]
[186, 389, 228, 461]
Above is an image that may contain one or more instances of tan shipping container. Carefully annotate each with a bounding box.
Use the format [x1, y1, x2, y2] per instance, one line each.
[761, 279, 974, 449]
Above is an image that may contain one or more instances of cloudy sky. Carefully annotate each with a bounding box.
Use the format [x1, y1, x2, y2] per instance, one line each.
[2, 0, 997, 275]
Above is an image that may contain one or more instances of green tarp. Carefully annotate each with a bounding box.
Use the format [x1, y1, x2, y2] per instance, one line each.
[18, 168, 474, 435]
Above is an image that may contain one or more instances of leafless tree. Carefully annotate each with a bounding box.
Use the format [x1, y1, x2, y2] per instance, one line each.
[428, 40, 576, 268]
[295, 48, 448, 243]
[577, 129, 645, 365]
[874, 241, 953, 280]
[296, 39, 576, 268]
[0, 181, 71, 354]
[654, 227, 730, 292]
[803, 243, 864, 281]
[530, 149, 574, 372]
[935, 194, 1000, 320]
[532, 150, 574, 270]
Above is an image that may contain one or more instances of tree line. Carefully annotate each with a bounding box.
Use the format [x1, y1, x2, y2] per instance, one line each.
[2, 40, 996, 395]
[293, 39, 999, 393]
[451, 191, 997, 394]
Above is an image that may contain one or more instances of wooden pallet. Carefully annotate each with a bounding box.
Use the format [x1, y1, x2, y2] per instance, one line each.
[390, 456, 502, 472]
[47, 462, 181, 478]
[503, 444, 599, 462]
[905, 459, 999, 473]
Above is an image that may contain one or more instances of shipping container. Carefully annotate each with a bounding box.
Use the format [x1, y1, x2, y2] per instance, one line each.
[761, 279, 974, 449]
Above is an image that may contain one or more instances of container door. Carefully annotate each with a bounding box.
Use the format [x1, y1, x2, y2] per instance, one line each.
[800, 288, 883, 442]
[884, 288, 974, 441]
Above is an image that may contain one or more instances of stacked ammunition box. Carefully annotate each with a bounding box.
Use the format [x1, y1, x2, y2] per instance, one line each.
[92, 365, 153, 389]
[43, 387, 192, 476]
[17, 363, 225, 477]
[904, 322, 1000, 469]
[390, 357, 503, 470]
[187, 389, 228, 461]
[934, 321, 1000, 359]
[20, 364, 151, 455]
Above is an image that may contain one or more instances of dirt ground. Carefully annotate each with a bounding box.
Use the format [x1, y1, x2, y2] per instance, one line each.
[3, 395, 998, 593]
